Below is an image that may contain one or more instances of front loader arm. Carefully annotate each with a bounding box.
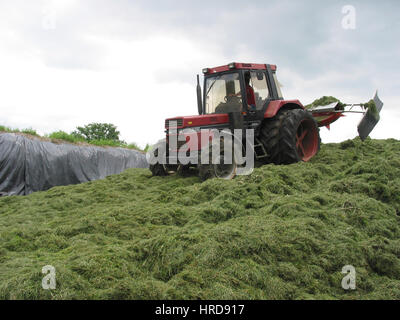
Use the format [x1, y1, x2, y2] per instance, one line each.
[308, 91, 384, 140]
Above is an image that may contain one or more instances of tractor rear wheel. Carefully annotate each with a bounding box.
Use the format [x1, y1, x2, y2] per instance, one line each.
[259, 108, 320, 164]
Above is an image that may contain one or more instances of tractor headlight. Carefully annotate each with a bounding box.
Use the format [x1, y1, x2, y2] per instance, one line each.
[228, 62, 236, 69]
[202, 68, 209, 74]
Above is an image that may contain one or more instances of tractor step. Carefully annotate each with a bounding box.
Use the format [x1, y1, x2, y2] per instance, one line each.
[253, 138, 268, 159]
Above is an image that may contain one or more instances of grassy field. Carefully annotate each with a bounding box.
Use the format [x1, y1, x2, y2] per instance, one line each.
[0, 138, 399, 299]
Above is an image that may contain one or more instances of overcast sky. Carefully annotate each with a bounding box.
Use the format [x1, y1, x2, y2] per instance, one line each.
[0, 0, 399, 147]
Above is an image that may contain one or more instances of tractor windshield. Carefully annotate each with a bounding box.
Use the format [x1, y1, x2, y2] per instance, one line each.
[205, 72, 242, 114]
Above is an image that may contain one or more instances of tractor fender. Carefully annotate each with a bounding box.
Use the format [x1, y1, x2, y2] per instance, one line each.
[264, 100, 304, 119]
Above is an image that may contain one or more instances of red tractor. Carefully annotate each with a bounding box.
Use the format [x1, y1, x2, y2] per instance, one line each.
[148, 62, 383, 180]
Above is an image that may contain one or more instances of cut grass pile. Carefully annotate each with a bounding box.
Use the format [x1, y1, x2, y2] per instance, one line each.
[0, 138, 399, 299]
[305, 96, 346, 110]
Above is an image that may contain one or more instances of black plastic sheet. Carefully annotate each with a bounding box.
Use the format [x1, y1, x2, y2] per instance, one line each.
[0, 133, 148, 196]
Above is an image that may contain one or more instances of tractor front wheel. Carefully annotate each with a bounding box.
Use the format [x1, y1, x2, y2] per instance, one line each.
[149, 141, 168, 176]
[198, 138, 237, 181]
[150, 163, 167, 176]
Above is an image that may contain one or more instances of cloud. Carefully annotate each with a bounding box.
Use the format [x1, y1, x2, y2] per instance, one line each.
[0, 0, 398, 147]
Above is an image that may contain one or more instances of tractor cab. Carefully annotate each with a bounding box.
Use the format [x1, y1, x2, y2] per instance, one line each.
[200, 63, 283, 116]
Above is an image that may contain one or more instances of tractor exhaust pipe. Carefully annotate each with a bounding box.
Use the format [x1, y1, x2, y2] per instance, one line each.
[197, 74, 203, 115]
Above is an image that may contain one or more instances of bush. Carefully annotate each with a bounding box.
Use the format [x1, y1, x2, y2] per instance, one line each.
[72, 123, 121, 142]
[127, 142, 142, 151]
[88, 139, 125, 148]
[48, 131, 84, 143]
[0, 125, 38, 136]
[21, 128, 39, 136]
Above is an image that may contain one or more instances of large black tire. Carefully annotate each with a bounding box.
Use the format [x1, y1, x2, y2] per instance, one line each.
[259, 108, 320, 164]
[198, 138, 237, 181]
[150, 163, 167, 176]
[198, 162, 213, 181]
[177, 165, 192, 177]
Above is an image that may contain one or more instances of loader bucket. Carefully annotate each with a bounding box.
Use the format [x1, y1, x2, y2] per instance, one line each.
[309, 102, 344, 128]
[357, 91, 384, 141]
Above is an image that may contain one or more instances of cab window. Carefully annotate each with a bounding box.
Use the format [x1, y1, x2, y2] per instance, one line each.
[205, 73, 242, 114]
[249, 71, 270, 110]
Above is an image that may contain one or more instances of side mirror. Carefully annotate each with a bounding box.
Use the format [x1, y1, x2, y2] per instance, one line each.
[256, 71, 264, 81]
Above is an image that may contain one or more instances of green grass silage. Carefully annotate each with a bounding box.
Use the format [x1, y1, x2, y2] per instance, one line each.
[0, 138, 399, 299]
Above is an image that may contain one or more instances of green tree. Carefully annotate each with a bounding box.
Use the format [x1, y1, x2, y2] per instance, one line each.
[73, 123, 121, 142]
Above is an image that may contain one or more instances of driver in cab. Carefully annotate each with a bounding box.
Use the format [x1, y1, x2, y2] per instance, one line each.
[244, 72, 256, 110]
[227, 72, 256, 111]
